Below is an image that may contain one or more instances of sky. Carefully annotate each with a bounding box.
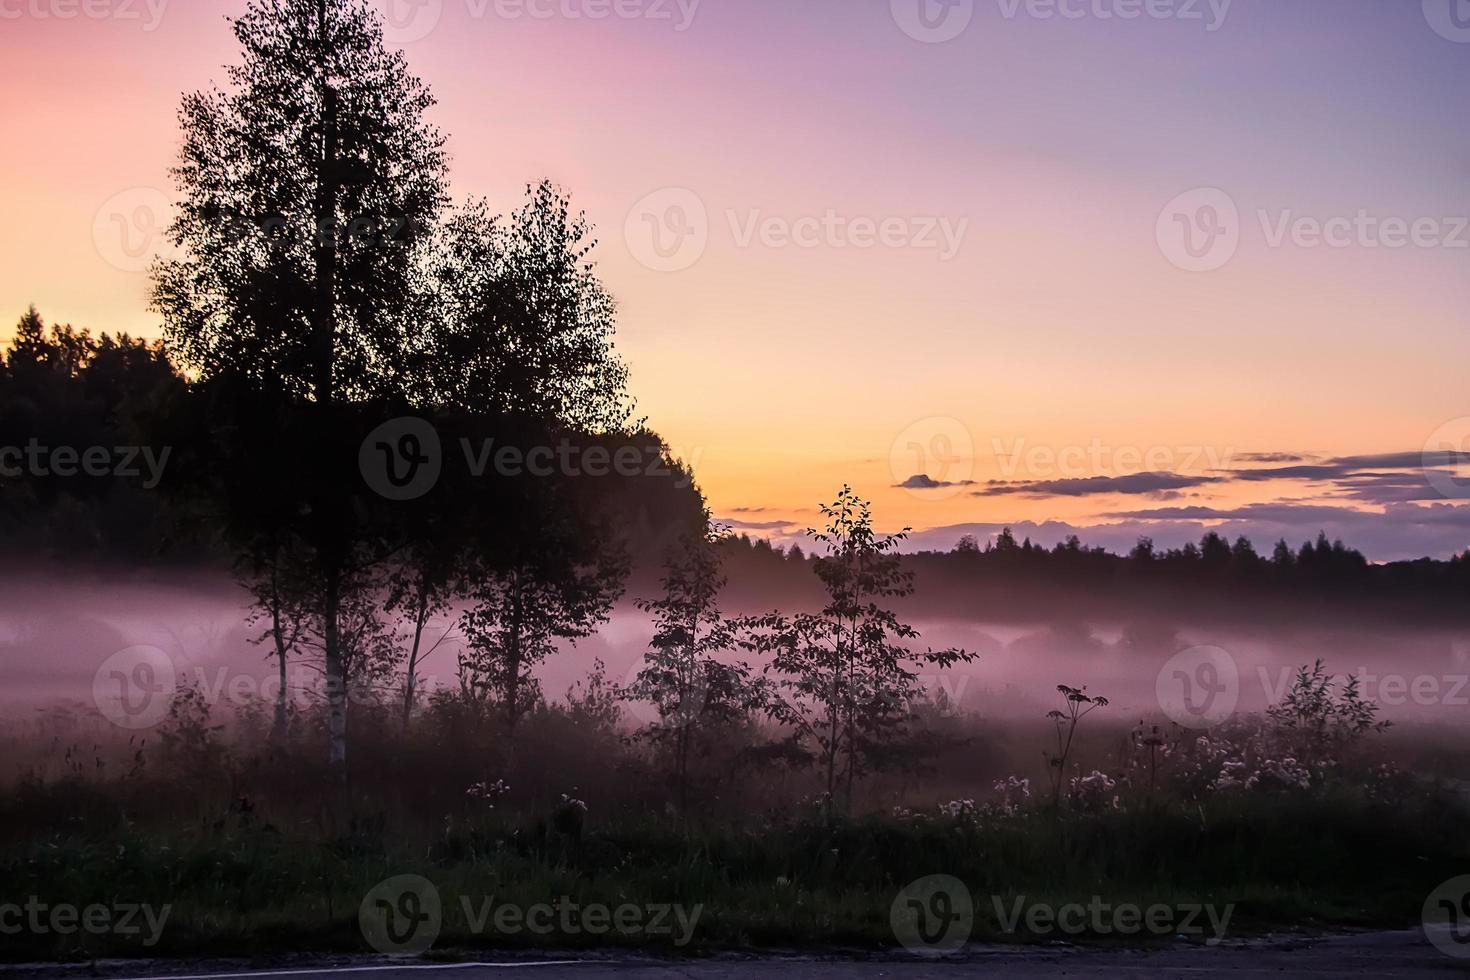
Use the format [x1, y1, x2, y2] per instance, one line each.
[3, 0, 1470, 560]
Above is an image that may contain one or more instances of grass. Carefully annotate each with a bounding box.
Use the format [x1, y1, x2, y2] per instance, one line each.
[2, 782, 1464, 962]
[3, 690, 1467, 963]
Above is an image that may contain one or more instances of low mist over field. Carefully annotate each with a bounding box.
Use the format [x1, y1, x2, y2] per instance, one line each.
[6, 561, 1468, 731]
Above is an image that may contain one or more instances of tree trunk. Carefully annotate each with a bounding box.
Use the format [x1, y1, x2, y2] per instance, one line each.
[401, 583, 429, 728]
[313, 4, 343, 778]
[271, 609, 289, 741]
[324, 575, 348, 778]
[269, 569, 290, 742]
[502, 574, 525, 735]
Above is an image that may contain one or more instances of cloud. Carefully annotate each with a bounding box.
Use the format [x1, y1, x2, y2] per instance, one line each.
[718, 517, 796, 531]
[896, 474, 976, 490]
[1235, 452, 1318, 464]
[973, 472, 1225, 498]
[1217, 450, 1470, 502]
[1109, 500, 1470, 528]
[1227, 464, 1345, 482]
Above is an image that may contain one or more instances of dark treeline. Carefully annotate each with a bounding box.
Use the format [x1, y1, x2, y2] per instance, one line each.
[5, 308, 1468, 625]
[0, 307, 701, 575]
[0, 307, 187, 561]
[717, 527, 1470, 625]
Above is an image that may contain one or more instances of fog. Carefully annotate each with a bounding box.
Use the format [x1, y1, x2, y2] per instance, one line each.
[5, 567, 1468, 733]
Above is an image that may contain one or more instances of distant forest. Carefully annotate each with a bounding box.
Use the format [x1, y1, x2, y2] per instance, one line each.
[0, 306, 703, 573]
[3, 305, 1469, 622]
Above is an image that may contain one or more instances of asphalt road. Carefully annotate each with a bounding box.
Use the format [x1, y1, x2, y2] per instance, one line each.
[6, 930, 1468, 979]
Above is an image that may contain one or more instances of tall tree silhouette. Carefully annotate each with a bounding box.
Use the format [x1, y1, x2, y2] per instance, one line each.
[154, 0, 446, 403]
[155, 0, 448, 774]
[151, 0, 638, 775]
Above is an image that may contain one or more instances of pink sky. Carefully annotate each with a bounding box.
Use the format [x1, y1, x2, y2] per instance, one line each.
[3, 0, 1469, 557]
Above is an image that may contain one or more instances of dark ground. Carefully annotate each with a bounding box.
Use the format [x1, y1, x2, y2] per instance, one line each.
[4, 930, 1467, 980]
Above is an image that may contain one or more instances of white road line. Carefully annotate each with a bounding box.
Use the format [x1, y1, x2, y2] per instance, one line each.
[113, 963, 598, 980]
